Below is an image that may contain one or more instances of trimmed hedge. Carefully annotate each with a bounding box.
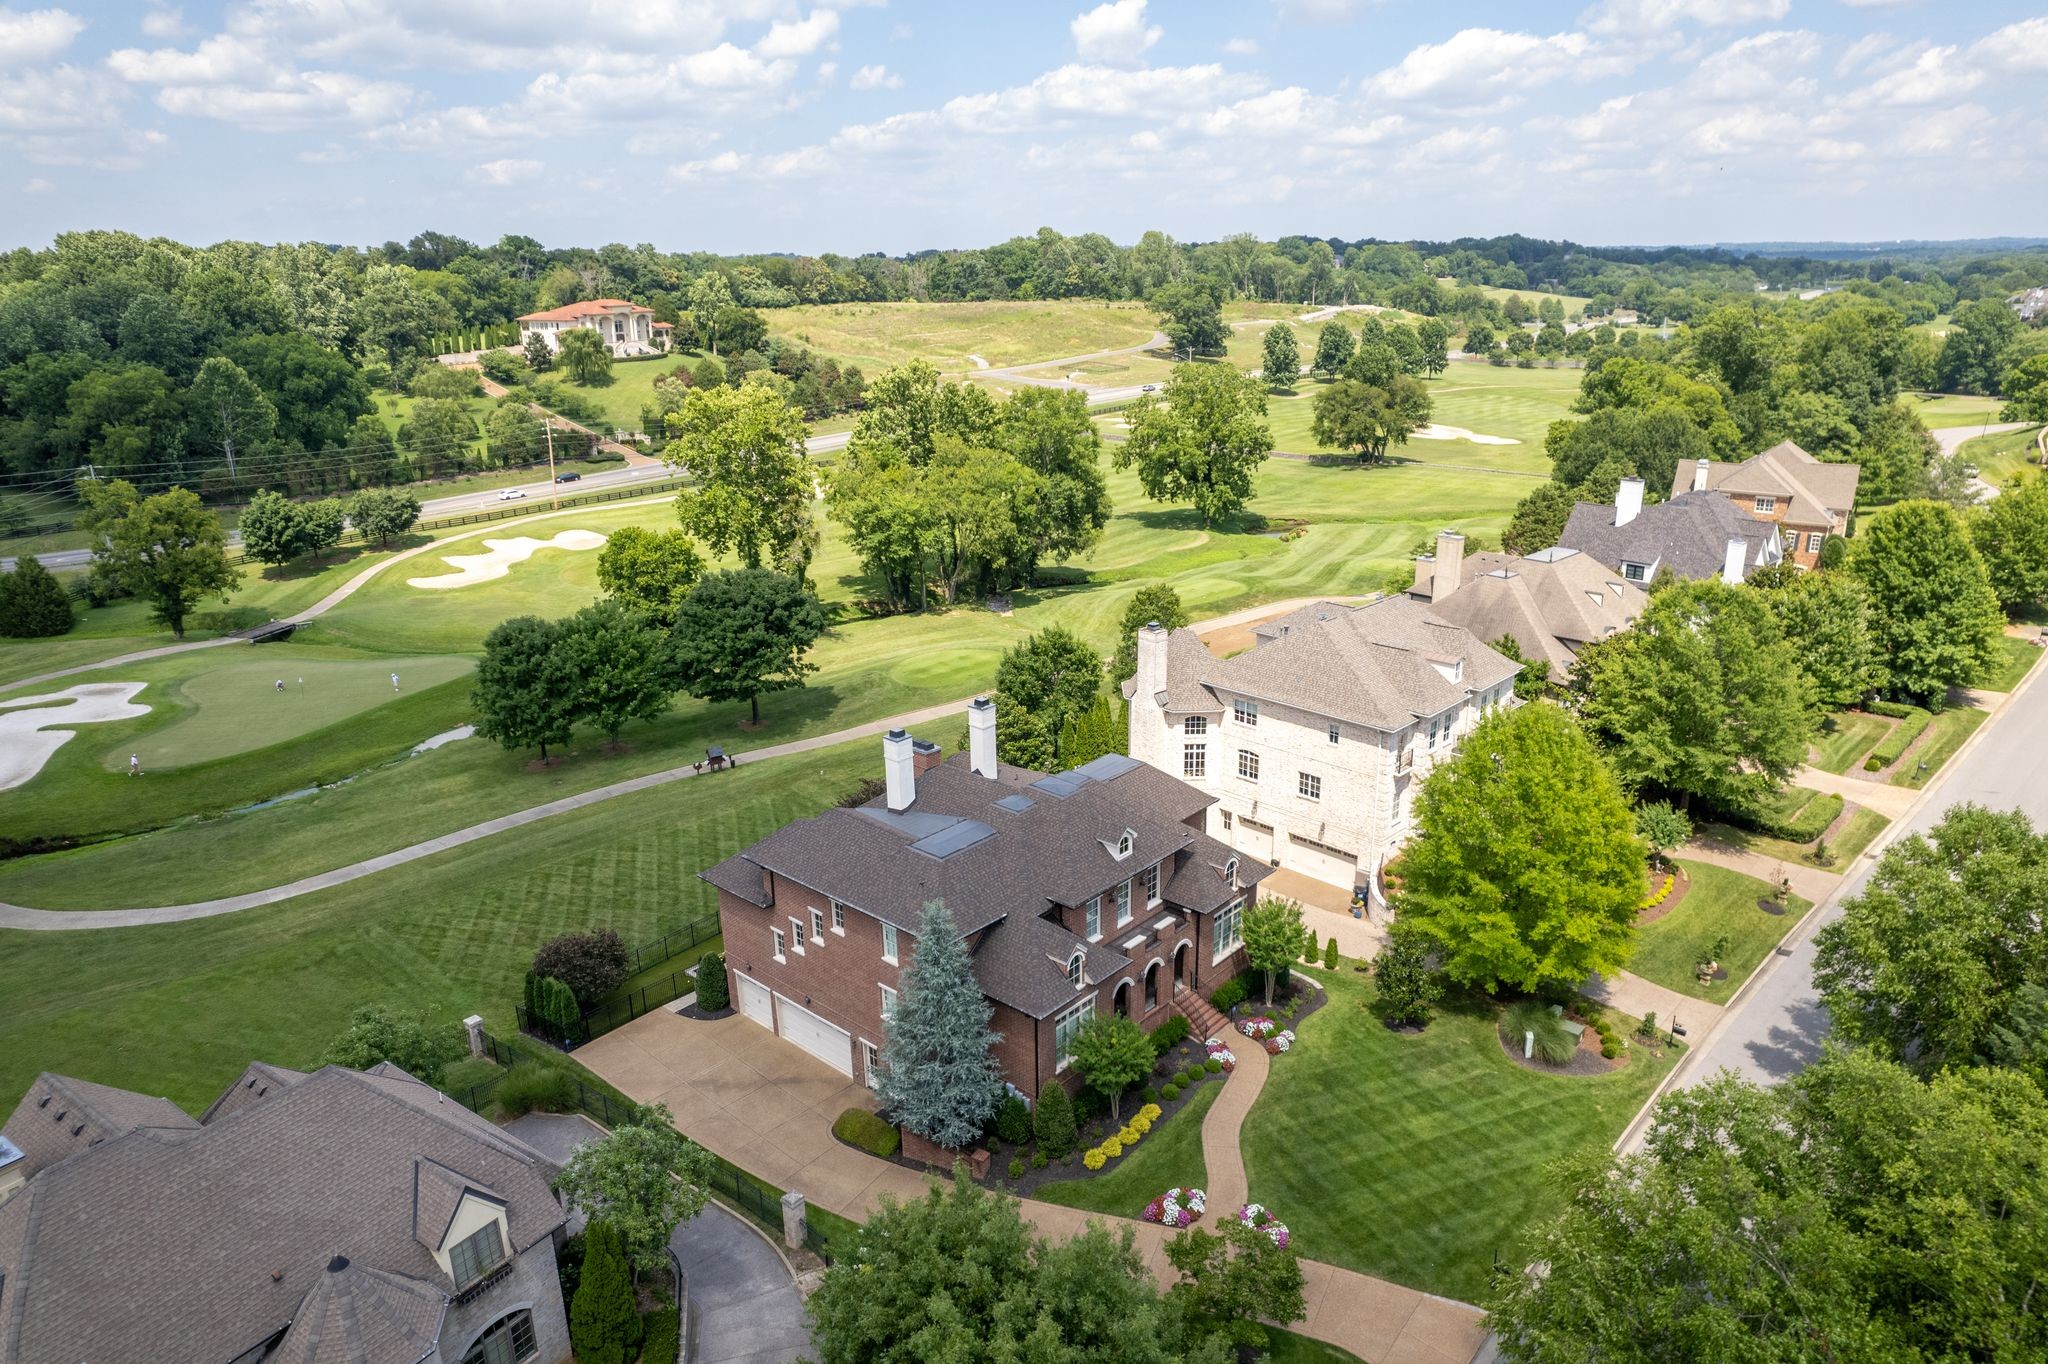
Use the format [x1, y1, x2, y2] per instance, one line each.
[639, 1307, 680, 1364]
[832, 1107, 901, 1159]
[1638, 872, 1676, 910]
[1211, 977, 1250, 1013]
[1747, 789, 1844, 842]
[1865, 698, 1921, 719]
[1147, 1015, 1190, 1056]
[1864, 707, 1932, 771]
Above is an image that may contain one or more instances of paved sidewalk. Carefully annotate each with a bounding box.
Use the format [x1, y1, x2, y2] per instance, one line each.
[1792, 765, 1917, 819]
[1681, 840, 1841, 903]
[580, 1010, 1486, 1364]
[1582, 971, 1722, 1033]
[1199, 1020, 1267, 1214]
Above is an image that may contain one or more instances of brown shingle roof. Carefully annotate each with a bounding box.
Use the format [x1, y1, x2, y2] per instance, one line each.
[1414, 546, 1640, 683]
[1672, 440, 1860, 530]
[267, 1257, 446, 1364]
[0, 1065, 564, 1364]
[0, 1072, 199, 1183]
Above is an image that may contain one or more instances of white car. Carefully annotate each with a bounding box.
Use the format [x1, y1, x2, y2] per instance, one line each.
[1141, 384, 1158, 392]
[497, 488, 526, 501]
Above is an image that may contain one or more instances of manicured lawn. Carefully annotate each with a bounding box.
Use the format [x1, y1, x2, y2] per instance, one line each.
[1631, 859, 1812, 1005]
[1908, 392, 2010, 429]
[1034, 1082, 1221, 1217]
[1811, 710, 1892, 773]
[768, 300, 1160, 374]
[1263, 1329, 1366, 1363]
[1983, 636, 2043, 693]
[1241, 972, 1676, 1302]
[1956, 426, 2044, 488]
[1826, 806, 1890, 866]
[0, 735, 877, 1118]
[1462, 283, 1595, 315]
[1891, 704, 1988, 788]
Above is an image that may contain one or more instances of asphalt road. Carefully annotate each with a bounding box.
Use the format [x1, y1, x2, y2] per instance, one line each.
[1620, 650, 2048, 1146]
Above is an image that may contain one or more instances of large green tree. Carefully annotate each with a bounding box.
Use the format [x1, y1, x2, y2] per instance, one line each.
[1814, 803, 2048, 1078]
[1068, 1012, 1153, 1122]
[876, 900, 1004, 1149]
[1971, 471, 2048, 614]
[593, 524, 704, 626]
[553, 1102, 712, 1277]
[2002, 353, 2048, 423]
[995, 625, 1102, 758]
[1241, 896, 1306, 1007]
[556, 326, 615, 385]
[1849, 499, 2005, 703]
[1487, 1051, 2048, 1364]
[1109, 583, 1189, 684]
[1544, 407, 1711, 499]
[0, 556, 74, 637]
[1397, 704, 1644, 995]
[558, 599, 674, 743]
[1759, 569, 1879, 710]
[1935, 298, 2023, 395]
[78, 480, 240, 638]
[1500, 481, 1579, 556]
[996, 386, 1111, 566]
[1115, 363, 1272, 527]
[400, 397, 476, 477]
[1164, 1216, 1308, 1356]
[1150, 279, 1228, 356]
[185, 356, 277, 482]
[665, 568, 829, 724]
[345, 486, 420, 546]
[1310, 373, 1433, 462]
[824, 445, 941, 612]
[668, 383, 812, 572]
[236, 488, 310, 567]
[569, 1221, 641, 1364]
[322, 1004, 462, 1086]
[1261, 322, 1300, 389]
[1575, 578, 1817, 815]
[1311, 318, 1354, 377]
[471, 614, 581, 761]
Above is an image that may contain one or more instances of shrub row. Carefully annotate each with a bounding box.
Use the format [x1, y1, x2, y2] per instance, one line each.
[639, 1306, 680, 1364]
[1864, 698, 1921, 719]
[1638, 872, 1676, 911]
[1147, 1015, 1190, 1057]
[1211, 978, 1250, 1014]
[1753, 791, 1845, 842]
[832, 1107, 901, 1159]
[1081, 1102, 1162, 1171]
[1864, 707, 1932, 771]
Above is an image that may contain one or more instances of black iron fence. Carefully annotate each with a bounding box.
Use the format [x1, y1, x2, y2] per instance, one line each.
[516, 911, 721, 1049]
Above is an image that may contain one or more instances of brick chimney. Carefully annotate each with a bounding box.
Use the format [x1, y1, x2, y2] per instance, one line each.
[911, 738, 942, 775]
[1615, 477, 1645, 528]
[1431, 529, 1465, 600]
[883, 729, 916, 811]
[968, 697, 998, 779]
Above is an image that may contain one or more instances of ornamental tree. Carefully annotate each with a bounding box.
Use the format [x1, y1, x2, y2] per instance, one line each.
[876, 900, 1004, 1150]
[1398, 704, 1644, 995]
[1114, 364, 1272, 527]
[1069, 1013, 1154, 1122]
[556, 326, 614, 385]
[1634, 802, 1692, 869]
[593, 525, 704, 627]
[531, 928, 632, 1006]
[1371, 923, 1443, 1028]
[0, 556, 74, 638]
[665, 568, 829, 725]
[1261, 322, 1300, 389]
[1814, 803, 2048, 1078]
[1164, 1216, 1307, 1355]
[1850, 499, 2005, 702]
[1241, 897, 1306, 1008]
[569, 1220, 641, 1364]
[552, 1102, 712, 1278]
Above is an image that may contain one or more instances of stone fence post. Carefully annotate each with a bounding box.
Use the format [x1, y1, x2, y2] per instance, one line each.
[463, 1014, 486, 1058]
[779, 1191, 807, 1252]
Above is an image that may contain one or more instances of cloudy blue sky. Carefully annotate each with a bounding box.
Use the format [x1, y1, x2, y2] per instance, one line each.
[3, 0, 2044, 253]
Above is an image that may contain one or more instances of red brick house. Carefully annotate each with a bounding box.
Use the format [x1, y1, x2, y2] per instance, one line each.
[1671, 440, 1860, 570]
[702, 699, 1268, 1099]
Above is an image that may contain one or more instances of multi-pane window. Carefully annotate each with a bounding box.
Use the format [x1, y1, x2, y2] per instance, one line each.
[881, 923, 898, 964]
[1115, 878, 1133, 926]
[1298, 772, 1322, 801]
[1622, 562, 1646, 582]
[1328, 722, 1340, 745]
[1220, 810, 1233, 829]
[1184, 743, 1207, 777]
[790, 917, 805, 953]
[1067, 952, 1085, 988]
[448, 1220, 506, 1287]
[1427, 718, 1441, 750]
[880, 984, 897, 1020]
[1237, 750, 1259, 782]
[811, 908, 825, 943]
[1233, 699, 1258, 726]
[772, 928, 787, 961]
[831, 902, 846, 934]
[1084, 897, 1100, 940]
[1054, 997, 1096, 1069]
[1184, 716, 1208, 735]
[1117, 831, 1134, 857]
[462, 1310, 537, 1364]
[1754, 495, 1776, 513]
[1806, 531, 1824, 553]
[1212, 899, 1244, 963]
[1144, 862, 1161, 905]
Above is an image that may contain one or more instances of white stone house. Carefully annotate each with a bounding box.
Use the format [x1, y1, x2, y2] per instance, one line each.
[1125, 597, 1521, 901]
[516, 299, 661, 357]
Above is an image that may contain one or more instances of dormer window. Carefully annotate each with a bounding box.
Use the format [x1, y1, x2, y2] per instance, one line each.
[1067, 951, 1085, 988]
[1117, 830, 1134, 858]
[1224, 857, 1239, 888]
[448, 1219, 507, 1287]
[1234, 699, 1259, 726]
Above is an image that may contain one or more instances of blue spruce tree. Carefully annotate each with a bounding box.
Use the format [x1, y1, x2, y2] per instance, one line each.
[876, 900, 1003, 1148]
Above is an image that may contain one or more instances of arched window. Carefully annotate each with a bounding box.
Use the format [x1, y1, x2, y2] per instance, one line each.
[1116, 829, 1135, 858]
[462, 1310, 537, 1364]
[1067, 951, 1085, 988]
[1224, 857, 1239, 887]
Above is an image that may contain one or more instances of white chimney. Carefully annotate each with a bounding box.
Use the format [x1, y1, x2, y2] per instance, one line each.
[1134, 620, 1170, 708]
[1722, 537, 1748, 585]
[967, 697, 998, 779]
[1432, 530, 1465, 601]
[1615, 477, 1645, 527]
[883, 728, 916, 810]
[1692, 458, 1710, 493]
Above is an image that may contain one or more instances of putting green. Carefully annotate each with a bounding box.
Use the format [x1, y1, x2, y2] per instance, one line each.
[107, 654, 474, 770]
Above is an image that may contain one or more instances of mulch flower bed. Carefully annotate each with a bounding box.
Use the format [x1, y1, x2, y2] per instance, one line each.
[1496, 1007, 1632, 1077]
[1635, 864, 1693, 926]
[671, 1000, 734, 1021]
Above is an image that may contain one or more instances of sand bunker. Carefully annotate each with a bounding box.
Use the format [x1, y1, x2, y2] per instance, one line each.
[407, 529, 607, 590]
[0, 682, 150, 791]
[1411, 424, 1519, 446]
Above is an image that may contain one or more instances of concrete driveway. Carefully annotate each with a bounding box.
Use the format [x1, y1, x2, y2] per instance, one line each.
[503, 1112, 814, 1364]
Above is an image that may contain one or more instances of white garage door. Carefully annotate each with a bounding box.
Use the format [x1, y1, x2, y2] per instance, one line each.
[1285, 833, 1358, 890]
[774, 992, 853, 1077]
[738, 974, 773, 1030]
[1234, 817, 1275, 863]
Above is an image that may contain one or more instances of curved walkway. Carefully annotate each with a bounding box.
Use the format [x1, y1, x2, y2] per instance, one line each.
[1197, 1013, 1267, 1215]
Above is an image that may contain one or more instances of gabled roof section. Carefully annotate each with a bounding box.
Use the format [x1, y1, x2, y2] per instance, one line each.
[413, 1158, 505, 1252]
[1672, 440, 1860, 529]
[1560, 490, 1779, 581]
[516, 298, 652, 322]
[0, 1072, 199, 1182]
[267, 1257, 447, 1364]
[1164, 596, 1519, 732]
[201, 1061, 311, 1125]
[1416, 546, 1641, 683]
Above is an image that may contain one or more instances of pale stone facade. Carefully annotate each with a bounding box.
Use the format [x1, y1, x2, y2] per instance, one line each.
[1127, 598, 1521, 901]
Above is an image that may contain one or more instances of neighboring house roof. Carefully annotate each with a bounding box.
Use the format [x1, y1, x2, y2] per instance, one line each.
[1169, 595, 1520, 732]
[516, 298, 652, 322]
[1413, 546, 1639, 683]
[1671, 440, 1860, 531]
[702, 752, 1265, 1019]
[199, 1060, 312, 1124]
[0, 1063, 566, 1364]
[0, 1071, 199, 1178]
[1559, 490, 1779, 581]
[267, 1256, 448, 1364]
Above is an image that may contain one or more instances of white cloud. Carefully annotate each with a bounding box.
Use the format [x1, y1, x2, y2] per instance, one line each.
[470, 157, 541, 185]
[1070, 0, 1161, 66]
[1224, 37, 1257, 56]
[756, 9, 839, 59]
[1270, 0, 1373, 19]
[1835, 31, 1897, 77]
[151, 71, 412, 131]
[24, 176, 51, 192]
[0, 7, 85, 67]
[1581, 0, 1789, 36]
[1977, 17, 2048, 73]
[850, 63, 901, 90]
[671, 149, 750, 180]
[1367, 28, 1614, 102]
[1847, 42, 1980, 106]
[140, 4, 186, 38]
[1687, 30, 1819, 101]
[816, 60, 836, 82]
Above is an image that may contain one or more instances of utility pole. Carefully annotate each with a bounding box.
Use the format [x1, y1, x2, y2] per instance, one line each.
[544, 415, 558, 511]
